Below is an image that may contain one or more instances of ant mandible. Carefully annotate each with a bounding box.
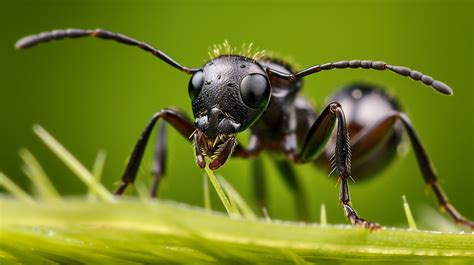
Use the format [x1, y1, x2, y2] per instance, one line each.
[16, 28, 473, 230]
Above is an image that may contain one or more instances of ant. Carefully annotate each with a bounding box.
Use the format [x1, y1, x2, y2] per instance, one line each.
[16, 28, 473, 230]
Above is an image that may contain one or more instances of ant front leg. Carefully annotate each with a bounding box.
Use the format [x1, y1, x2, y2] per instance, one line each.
[350, 112, 474, 230]
[290, 102, 380, 229]
[114, 109, 195, 197]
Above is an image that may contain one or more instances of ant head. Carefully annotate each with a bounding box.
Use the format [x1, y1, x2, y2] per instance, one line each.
[188, 55, 271, 140]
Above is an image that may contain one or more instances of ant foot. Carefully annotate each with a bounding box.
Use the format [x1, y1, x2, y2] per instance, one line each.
[351, 216, 380, 231]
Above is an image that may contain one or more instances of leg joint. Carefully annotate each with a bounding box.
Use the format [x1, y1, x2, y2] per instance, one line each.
[328, 102, 342, 114]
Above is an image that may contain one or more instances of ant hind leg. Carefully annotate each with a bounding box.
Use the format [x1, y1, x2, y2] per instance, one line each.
[350, 112, 474, 229]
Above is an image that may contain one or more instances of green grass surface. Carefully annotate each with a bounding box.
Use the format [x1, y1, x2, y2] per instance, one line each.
[0, 126, 473, 264]
[1, 198, 473, 264]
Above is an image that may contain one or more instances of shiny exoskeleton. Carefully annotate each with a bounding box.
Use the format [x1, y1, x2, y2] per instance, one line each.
[15, 28, 473, 230]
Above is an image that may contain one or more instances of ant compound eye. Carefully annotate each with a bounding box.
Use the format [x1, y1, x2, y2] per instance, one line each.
[239, 74, 270, 109]
[188, 71, 204, 101]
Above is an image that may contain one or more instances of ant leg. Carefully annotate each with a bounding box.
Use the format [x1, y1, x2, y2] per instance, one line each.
[150, 122, 167, 198]
[231, 135, 267, 215]
[273, 160, 310, 221]
[232, 134, 262, 158]
[252, 157, 267, 216]
[114, 109, 194, 196]
[351, 112, 474, 229]
[290, 102, 380, 229]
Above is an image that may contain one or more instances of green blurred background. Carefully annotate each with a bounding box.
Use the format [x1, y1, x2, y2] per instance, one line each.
[1, 0, 472, 227]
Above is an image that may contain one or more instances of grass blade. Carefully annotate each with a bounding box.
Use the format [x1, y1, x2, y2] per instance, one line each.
[320, 203, 327, 226]
[203, 165, 239, 217]
[87, 150, 107, 198]
[262, 208, 271, 222]
[0, 172, 36, 204]
[19, 148, 60, 201]
[33, 125, 114, 203]
[218, 175, 256, 219]
[203, 174, 211, 211]
[403, 195, 418, 230]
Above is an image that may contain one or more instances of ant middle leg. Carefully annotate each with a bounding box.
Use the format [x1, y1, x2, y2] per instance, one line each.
[232, 135, 267, 215]
[252, 157, 267, 216]
[273, 159, 310, 221]
[114, 109, 195, 197]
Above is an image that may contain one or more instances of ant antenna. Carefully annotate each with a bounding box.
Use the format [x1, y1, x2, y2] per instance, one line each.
[267, 60, 453, 95]
[15, 28, 200, 74]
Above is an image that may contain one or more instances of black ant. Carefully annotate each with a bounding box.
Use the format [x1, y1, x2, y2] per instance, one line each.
[16, 28, 473, 230]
